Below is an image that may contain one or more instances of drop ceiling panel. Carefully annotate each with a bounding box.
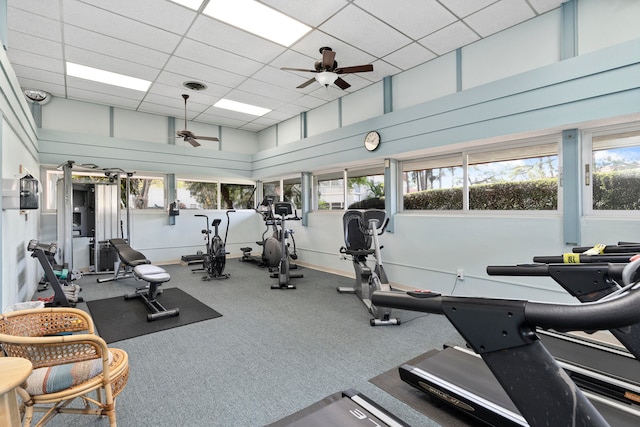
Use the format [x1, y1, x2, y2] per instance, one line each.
[6, 32, 63, 59]
[6, 0, 570, 132]
[319, 5, 412, 58]
[63, 1, 182, 54]
[64, 25, 170, 69]
[464, 0, 535, 37]
[187, 16, 285, 64]
[260, 0, 348, 27]
[355, 0, 457, 39]
[173, 38, 264, 76]
[81, 0, 198, 35]
[419, 21, 481, 55]
[7, 8, 62, 42]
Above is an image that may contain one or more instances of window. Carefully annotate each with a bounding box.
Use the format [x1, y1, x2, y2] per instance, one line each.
[315, 173, 344, 210]
[468, 143, 558, 210]
[590, 128, 640, 211]
[403, 155, 463, 210]
[220, 183, 255, 209]
[128, 176, 165, 209]
[346, 167, 385, 209]
[177, 179, 218, 209]
[401, 139, 559, 211]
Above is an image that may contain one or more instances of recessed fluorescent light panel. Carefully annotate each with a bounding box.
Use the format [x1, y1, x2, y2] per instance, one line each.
[203, 0, 311, 46]
[169, 0, 203, 11]
[66, 62, 151, 92]
[214, 99, 271, 116]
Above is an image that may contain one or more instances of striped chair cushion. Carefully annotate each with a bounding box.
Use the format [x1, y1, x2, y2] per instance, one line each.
[24, 351, 113, 395]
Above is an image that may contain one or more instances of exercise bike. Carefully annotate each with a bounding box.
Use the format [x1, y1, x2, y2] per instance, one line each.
[338, 209, 400, 326]
[194, 209, 235, 280]
[269, 201, 303, 289]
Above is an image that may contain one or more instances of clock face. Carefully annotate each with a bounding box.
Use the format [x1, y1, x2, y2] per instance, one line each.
[364, 131, 380, 151]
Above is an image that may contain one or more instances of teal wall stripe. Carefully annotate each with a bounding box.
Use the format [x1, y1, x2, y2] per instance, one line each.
[456, 48, 462, 91]
[383, 76, 393, 114]
[109, 106, 114, 137]
[561, 0, 577, 60]
[562, 129, 580, 245]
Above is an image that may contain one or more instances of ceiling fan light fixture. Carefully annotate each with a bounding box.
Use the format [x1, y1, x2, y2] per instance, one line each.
[315, 72, 338, 87]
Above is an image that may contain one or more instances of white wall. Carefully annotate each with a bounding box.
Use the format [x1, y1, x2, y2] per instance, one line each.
[462, 8, 562, 89]
[1, 47, 41, 310]
[578, 0, 640, 55]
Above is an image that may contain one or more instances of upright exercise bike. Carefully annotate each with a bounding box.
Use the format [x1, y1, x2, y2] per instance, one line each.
[338, 209, 400, 326]
[269, 201, 303, 289]
[194, 209, 235, 280]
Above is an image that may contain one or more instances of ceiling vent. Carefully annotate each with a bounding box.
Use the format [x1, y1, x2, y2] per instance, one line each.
[183, 81, 207, 91]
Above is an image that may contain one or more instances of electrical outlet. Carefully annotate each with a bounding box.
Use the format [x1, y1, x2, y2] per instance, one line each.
[456, 269, 464, 280]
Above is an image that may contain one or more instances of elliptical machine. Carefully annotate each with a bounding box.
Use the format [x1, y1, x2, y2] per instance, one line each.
[239, 195, 277, 267]
[268, 201, 303, 289]
[194, 209, 235, 280]
[338, 209, 400, 326]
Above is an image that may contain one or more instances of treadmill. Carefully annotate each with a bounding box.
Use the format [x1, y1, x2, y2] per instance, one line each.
[265, 389, 409, 427]
[370, 259, 640, 427]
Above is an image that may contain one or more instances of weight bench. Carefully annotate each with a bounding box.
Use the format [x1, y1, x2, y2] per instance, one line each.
[125, 264, 179, 321]
[97, 238, 150, 283]
[99, 239, 179, 321]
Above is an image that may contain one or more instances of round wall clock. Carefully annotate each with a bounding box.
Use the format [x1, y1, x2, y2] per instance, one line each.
[364, 131, 381, 151]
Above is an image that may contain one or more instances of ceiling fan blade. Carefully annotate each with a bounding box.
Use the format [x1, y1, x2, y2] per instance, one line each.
[193, 136, 219, 142]
[322, 49, 336, 69]
[335, 64, 374, 74]
[334, 77, 351, 90]
[281, 67, 318, 73]
[186, 137, 201, 147]
[297, 77, 317, 89]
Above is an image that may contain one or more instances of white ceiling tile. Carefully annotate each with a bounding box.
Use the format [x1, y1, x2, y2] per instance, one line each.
[67, 87, 142, 109]
[221, 89, 284, 111]
[187, 16, 285, 64]
[64, 25, 170, 69]
[12, 65, 65, 86]
[383, 43, 437, 71]
[153, 72, 231, 98]
[260, 0, 348, 26]
[319, 4, 412, 57]
[163, 57, 246, 88]
[7, 8, 62, 42]
[79, 0, 198, 35]
[6, 50, 65, 74]
[354, 0, 457, 39]
[7, 31, 63, 59]
[419, 21, 481, 55]
[528, 0, 567, 14]
[438, 0, 500, 18]
[9, 0, 60, 19]
[366, 60, 402, 82]
[251, 65, 314, 91]
[63, 1, 182, 53]
[173, 38, 263, 76]
[240, 122, 269, 132]
[464, 0, 535, 37]
[236, 78, 302, 103]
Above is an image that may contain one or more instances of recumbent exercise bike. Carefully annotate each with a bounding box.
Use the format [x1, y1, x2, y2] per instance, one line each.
[338, 209, 400, 326]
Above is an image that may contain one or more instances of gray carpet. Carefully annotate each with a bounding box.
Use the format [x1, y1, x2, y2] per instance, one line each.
[33, 259, 465, 426]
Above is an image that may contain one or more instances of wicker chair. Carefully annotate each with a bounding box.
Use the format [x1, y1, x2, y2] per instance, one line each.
[0, 307, 129, 427]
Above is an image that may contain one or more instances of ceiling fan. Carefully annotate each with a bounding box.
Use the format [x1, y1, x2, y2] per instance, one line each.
[177, 94, 219, 147]
[281, 47, 373, 90]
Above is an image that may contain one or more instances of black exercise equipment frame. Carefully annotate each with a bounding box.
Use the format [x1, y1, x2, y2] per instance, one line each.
[371, 260, 640, 427]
